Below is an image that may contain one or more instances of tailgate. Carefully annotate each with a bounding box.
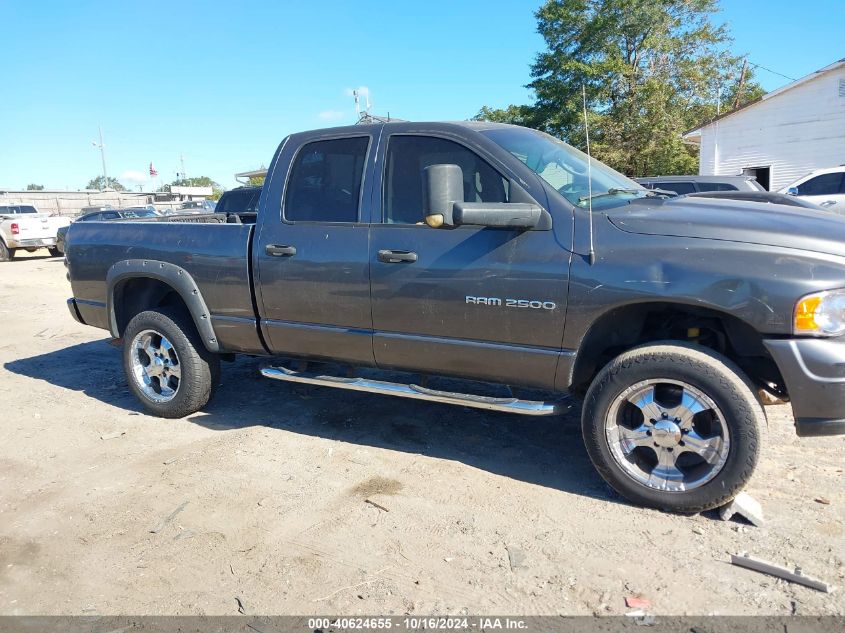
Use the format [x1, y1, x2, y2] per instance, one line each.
[11, 216, 67, 241]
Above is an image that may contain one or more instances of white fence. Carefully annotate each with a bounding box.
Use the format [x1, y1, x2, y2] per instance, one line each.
[0, 191, 187, 216]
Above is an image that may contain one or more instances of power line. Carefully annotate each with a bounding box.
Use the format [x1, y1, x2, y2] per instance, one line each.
[747, 61, 796, 82]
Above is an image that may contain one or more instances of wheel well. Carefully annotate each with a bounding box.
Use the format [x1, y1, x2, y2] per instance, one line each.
[113, 277, 191, 337]
[569, 302, 785, 397]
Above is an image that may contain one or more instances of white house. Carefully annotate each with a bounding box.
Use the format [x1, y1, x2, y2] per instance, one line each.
[684, 58, 845, 191]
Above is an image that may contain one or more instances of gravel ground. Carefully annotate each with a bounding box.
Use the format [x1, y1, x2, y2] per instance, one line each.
[0, 253, 843, 616]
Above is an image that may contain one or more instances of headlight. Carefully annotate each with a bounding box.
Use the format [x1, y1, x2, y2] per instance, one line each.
[794, 290, 845, 336]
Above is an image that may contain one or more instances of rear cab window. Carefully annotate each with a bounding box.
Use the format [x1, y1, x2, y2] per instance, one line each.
[284, 136, 369, 223]
[1, 206, 37, 214]
[219, 189, 261, 214]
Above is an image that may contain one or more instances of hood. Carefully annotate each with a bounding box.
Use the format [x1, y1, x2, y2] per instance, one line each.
[608, 195, 845, 257]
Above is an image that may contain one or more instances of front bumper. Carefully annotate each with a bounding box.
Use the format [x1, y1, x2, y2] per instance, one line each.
[764, 338, 845, 437]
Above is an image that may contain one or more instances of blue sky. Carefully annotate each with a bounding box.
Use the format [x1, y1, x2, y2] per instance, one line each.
[1, 0, 842, 190]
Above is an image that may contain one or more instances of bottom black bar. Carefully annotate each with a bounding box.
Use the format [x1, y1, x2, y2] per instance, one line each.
[1, 616, 843, 633]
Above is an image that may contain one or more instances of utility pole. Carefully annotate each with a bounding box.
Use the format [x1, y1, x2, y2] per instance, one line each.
[92, 125, 109, 190]
[180, 154, 186, 183]
[733, 59, 749, 110]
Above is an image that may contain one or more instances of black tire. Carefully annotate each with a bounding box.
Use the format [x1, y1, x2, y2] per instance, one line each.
[0, 241, 14, 262]
[48, 247, 62, 257]
[122, 307, 221, 418]
[581, 342, 763, 513]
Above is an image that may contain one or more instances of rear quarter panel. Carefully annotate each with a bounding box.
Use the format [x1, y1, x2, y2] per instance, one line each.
[66, 220, 257, 352]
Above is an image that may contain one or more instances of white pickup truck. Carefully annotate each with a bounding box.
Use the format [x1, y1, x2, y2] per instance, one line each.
[0, 205, 71, 262]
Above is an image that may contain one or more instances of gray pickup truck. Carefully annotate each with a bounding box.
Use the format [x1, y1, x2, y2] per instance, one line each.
[66, 121, 845, 512]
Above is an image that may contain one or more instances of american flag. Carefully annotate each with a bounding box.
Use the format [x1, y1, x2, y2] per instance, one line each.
[149, 162, 158, 177]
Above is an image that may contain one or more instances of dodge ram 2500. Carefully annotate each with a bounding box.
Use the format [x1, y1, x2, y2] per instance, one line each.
[65, 121, 845, 512]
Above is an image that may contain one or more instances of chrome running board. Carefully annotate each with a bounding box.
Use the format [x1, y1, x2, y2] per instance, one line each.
[261, 366, 566, 416]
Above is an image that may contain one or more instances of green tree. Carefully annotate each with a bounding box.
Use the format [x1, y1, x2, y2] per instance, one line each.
[472, 105, 540, 127]
[247, 175, 265, 187]
[26, 183, 45, 191]
[474, 0, 764, 177]
[86, 176, 125, 191]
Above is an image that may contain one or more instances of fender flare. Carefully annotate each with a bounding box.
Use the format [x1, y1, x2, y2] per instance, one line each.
[106, 259, 220, 352]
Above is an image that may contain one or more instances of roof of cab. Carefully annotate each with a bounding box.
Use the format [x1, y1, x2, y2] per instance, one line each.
[296, 120, 520, 137]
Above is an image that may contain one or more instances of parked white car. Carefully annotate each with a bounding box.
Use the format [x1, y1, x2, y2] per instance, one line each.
[780, 167, 845, 211]
[0, 205, 71, 262]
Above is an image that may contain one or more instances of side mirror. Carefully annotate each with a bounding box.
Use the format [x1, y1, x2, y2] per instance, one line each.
[786, 187, 799, 196]
[422, 163, 542, 229]
[422, 164, 463, 228]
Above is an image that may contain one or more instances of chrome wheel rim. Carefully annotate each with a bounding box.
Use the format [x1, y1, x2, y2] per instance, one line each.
[129, 329, 181, 403]
[604, 379, 730, 492]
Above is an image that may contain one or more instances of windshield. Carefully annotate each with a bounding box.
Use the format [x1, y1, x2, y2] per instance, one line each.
[481, 127, 645, 208]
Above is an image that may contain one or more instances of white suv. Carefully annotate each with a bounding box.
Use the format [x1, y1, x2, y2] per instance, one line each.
[780, 167, 845, 211]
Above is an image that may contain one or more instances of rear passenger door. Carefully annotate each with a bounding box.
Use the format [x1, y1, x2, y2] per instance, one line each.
[255, 131, 377, 365]
[368, 127, 571, 389]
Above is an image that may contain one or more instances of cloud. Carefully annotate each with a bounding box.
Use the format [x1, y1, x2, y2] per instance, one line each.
[121, 170, 148, 184]
[318, 110, 347, 120]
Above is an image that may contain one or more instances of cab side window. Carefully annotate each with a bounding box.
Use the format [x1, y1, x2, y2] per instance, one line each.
[797, 173, 845, 196]
[284, 136, 369, 223]
[383, 135, 509, 224]
[697, 182, 738, 192]
[663, 182, 696, 195]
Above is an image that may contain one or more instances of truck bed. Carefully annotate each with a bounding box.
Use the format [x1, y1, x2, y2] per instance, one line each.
[65, 217, 261, 353]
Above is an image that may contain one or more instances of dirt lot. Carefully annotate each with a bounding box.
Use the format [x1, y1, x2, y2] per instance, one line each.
[0, 253, 843, 616]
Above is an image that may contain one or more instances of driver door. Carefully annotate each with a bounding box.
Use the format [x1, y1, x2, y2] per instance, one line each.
[368, 128, 572, 389]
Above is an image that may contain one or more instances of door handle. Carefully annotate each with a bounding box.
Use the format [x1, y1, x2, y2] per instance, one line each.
[378, 249, 418, 264]
[266, 244, 297, 257]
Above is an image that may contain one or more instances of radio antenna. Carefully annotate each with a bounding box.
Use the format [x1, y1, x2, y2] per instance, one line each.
[582, 85, 596, 265]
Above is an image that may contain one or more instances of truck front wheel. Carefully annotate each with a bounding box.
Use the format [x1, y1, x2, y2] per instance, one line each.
[122, 308, 221, 418]
[581, 342, 762, 513]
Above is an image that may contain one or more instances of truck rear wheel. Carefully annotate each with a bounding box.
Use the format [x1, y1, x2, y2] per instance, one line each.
[123, 308, 221, 418]
[0, 241, 14, 262]
[581, 342, 762, 513]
